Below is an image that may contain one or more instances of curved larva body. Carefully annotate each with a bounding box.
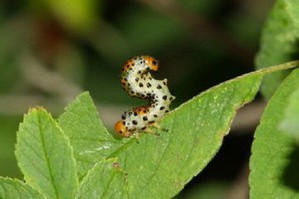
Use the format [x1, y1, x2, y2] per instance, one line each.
[115, 55, 175, 137]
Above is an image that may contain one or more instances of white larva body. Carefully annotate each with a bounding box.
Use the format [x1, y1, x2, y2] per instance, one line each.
[115, 55, 175, 137]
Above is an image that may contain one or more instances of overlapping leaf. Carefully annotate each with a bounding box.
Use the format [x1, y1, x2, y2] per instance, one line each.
[0, 61, 297, 198]
[255, 0, 299, 99]
[58, 93, 123, 180]
[0, 178, 44, 199]
[250, 68, 299, 198]
[57, 62, 298, 198]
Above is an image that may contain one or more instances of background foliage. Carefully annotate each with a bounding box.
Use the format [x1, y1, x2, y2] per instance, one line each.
[1, 0, 299, 198]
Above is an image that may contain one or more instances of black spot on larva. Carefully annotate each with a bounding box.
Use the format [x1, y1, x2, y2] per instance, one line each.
[149, 121, 155, 124]
[152, 60, 157, 65]
[157, 84, 162, 89]
[128, 112, 133, 116]
[139, 83, 143, 87]
[135, 77, 139, 82]
[160, 106, 165, 110]
[170, 96, 174, 101]
[121, 115, 126, 120]
[130, 91, 135, 95]
[143, 116, 148, 121]
[147, 83, 151, 88]
[132, 120, 138, 125]
[119, 130, 123, 134]
[122, 121, 126, 125]
[134, 112, 138, 116]
[153, 114, 158, 118]
[138, 71, 141, 74]
[147, 67, 150, 70]
[162, 95, 167, 100]
[141, 127, 146, 130]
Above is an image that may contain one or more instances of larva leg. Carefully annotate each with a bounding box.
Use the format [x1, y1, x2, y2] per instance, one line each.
[144, 122, 169, 136]
[147, 128, 161, 136]
[133, 132, 141, 143]
[150, 123, 169, 133]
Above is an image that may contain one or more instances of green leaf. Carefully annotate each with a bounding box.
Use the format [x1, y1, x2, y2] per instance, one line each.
[250, 68, 299, 198]
[76, 158, 127, 199]
[255, 0, 299, 99]
[280, 84, 299, 143]
[55, 62, 298, 198]
[0, 177, 44, 199]
[110, 62, 299, 198]
[115, 74, 261, 198]
[15, 108, 78, 199]
[58, 92, 123, 180]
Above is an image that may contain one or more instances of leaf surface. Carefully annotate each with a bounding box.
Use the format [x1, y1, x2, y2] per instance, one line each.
[56, 63, 298, 198]
[15, 108, 78, 199]
[280, 84, 299, 143]
[108, 62, 298, 198]
[58, 92, 123, 180]
[0, 177, 44, 199]
[250, 68, 299, 198]
[255, 0, 299, 98]
[76, 158, 127, 199]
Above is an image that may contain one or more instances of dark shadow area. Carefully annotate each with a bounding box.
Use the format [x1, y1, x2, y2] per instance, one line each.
[281, 144, 299, 191]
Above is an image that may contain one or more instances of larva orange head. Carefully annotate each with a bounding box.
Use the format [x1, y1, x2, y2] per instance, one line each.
[144, 56, 159, 71]
[114, 120, 132, 138]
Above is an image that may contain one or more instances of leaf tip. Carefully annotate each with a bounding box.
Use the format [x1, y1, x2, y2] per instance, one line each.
[28, 106, 46, 114]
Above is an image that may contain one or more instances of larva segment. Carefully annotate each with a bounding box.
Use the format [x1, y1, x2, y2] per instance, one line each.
[115, 55, 175, 138]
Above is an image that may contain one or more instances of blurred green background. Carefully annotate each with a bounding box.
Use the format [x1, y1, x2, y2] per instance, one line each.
[0, 0, 273, 198]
